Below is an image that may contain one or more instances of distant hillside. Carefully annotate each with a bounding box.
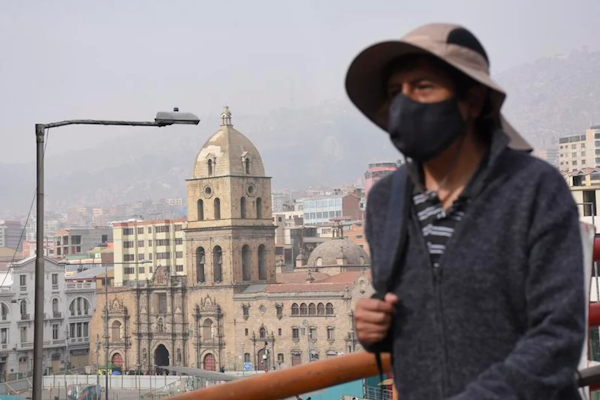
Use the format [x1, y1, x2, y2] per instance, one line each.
[2, 49, 600, 216]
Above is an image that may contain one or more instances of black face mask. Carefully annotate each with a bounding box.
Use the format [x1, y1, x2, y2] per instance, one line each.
[387, 93, 467, 162]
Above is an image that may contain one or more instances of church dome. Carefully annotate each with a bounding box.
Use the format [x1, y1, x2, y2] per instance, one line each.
[193, 107, 265, 178]
[306, 238, 370, 268]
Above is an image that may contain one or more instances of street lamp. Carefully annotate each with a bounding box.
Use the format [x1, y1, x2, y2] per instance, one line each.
[33, 109, 199, 400]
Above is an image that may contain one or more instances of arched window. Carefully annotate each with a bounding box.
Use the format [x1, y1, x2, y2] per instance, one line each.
[258, 244, 267, 280]
[157, 318, 164, 332]
[208, 159, 213, 176]
[244, 353, 251, 363]
[256, 198, 263, 219]
[326, 303, 334, 315]
[317, 303, 325, 315]
[70, 297, 90, 316]
[259, 327, 266, 339]
[203, 319, 213, 339]
[196, 247, 205, 283]
[111, 321, 122, 340]
[143, 348, 148, 362]
[52, 298, 59, 313]
[197, 199, 204, 221]
[291, 303, 299, 315]
[242, 245, 251, 281]
[213, 246, 223, 283]
[308, 303, 316, 315]
[1, 304, 8, 321]
[300, 303, 307, 315]
[177, 348, 182, 363]
[214, 198, 221, 220]
[245, 158, 250, 175]
[240, 197, 246, 219]
[20, 300, 26, 316]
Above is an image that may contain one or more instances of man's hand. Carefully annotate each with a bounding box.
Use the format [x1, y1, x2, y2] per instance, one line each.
[354, 293, 399, 346]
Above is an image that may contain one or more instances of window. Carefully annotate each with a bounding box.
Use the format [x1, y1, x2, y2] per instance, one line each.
[111, 321, 121, 340]
[156, 225, 170, 233]
[242, 245, 251, 281]
[20, 300, 27, 316]
[175, 224, 182, 232]
[147, 227, 152, 234]
[592, 173, 600, 181]
[277, 353, 284, 364]
[137, 240, 144, 247]
[123, 228, 133, 235]
[138, 254, 145, 261]
[292, 327, 299, 339]
[52, 324, 59, 340]
[258, 244, 267, 280]
[139, 265, 145, 273]
[326, 303, 334, 315]
[309, 303, 316, 315]
[52, 298, 59, 313]
[176, 251, 183, 259]
[124, 254, 135, 262]
[124, 267, 134, 274]
[572, 144, 577, 149]
[278, 328, 282, 336]
[214, 198, 221, 219]
[157, 239, 170, 246]
[1, 304, 8, 321]
[175, 238, 183, 245]
[256, 198, 263, 219]
[0, 328, 7, 344]
[157, 252, 170, 260]
[102, 234, 108, 243]
[20, 327, 27, 343]
[196, 247, 205, 283]
[148, 240, 153, 246]
[309, 327, 317, 339]
[240, 197, 247, 219]
[208, 159, 213, 176]
[243, 306, 249, 319]
[197, 199, 204, 221]
[573, 160, 578, 166]
[203, 319, 213, 339]
[176, 265, 184, 272]
[300, 303, 307, 315]
[157, 293, 167, 314]
[20, 275, 26, 287]
[582, 151, 586, 157]
[327, 327, 335, 340]
[213, 246, 223, 282]
[244, 353, 251, 363]
[582, 143, 587, 148]
[137, 227, 144, 234]
[123, 241, 134, 248]
[52, 274, 58, 285]
[291, 303, 299, 315]
[259, 327, 266, 338]
[245, 328, 249, 336]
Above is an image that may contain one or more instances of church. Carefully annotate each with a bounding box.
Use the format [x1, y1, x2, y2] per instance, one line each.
[88, 107, 373, 372]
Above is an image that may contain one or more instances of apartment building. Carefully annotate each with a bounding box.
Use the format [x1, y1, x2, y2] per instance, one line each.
[112, 219, 186, 286]
[54, 227, 112, 258]
[558, 126, 600, 171]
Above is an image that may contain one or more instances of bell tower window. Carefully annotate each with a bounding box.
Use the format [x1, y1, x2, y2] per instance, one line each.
[240, 197, 247, 219]
[214, 198, 221, 220]
[197, 200, 204, 221]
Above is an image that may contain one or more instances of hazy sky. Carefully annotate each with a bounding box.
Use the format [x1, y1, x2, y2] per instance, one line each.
[1, 0, 597, 164]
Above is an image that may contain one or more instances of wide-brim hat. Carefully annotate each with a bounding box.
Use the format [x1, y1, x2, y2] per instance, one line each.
[345, 23, 532, 152]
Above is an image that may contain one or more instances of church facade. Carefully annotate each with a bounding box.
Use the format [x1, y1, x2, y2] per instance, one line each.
[88, 108, 372, 372]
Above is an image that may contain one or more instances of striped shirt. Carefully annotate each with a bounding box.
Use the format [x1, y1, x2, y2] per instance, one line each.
[413, 191, 466, 268]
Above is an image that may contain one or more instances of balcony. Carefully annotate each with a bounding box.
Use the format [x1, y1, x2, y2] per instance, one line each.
[52, 284, 59, 291]
[43, 339, 66, 347]
[66, 282, 95, 290]
[19, 286, 26, 292]
[18, 342, 33, 349]
[69, 336, 90, 344]
[20, 314, 30, 321]
[53, 311, 62, 319]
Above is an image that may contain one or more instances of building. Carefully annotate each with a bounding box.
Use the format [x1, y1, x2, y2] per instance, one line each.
[0, 222, 23, 252]
[534, 147, 559, 168]
[302, 195, 362, 226]
[563, 168, 600, 230]
[0, 256, 69, 380]
[363, 162, 400, 196]
[87, 107, 374, 374]
[55, 227, 113, 258]
[112, 219, 186, 286]
[22, 240, 55, 258]
[558, 126, 600, 171]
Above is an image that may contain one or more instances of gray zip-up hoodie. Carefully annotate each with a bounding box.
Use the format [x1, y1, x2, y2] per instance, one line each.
[363, 130, 586, 399]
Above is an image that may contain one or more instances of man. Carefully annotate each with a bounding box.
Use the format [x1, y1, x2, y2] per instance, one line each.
[347, 23, 585, 399]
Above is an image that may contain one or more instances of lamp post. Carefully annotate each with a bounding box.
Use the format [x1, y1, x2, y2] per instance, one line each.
[34, 110, 200, 400]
